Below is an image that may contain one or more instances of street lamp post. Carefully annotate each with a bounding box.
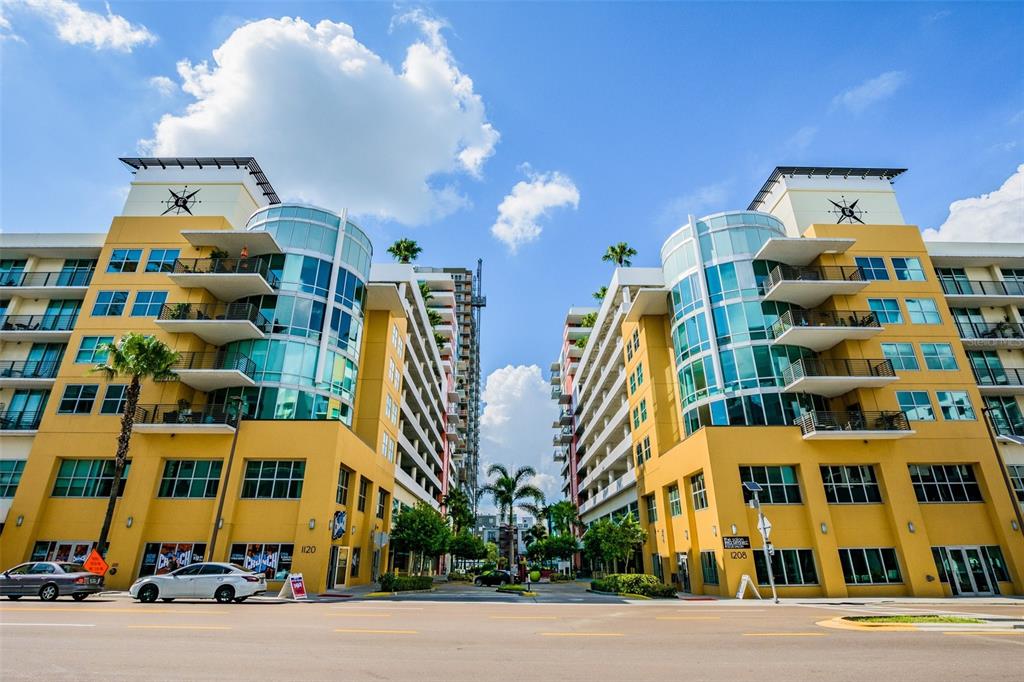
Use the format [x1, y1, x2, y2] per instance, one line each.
[743, 481, 778, 604]
[208, 397, 245, 560]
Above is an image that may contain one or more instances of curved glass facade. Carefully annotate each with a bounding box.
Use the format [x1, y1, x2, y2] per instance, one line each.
[207, 205, 372, 425]
[661, 211, 825, 436]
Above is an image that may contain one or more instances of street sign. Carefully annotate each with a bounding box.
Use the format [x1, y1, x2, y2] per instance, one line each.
[722, 536, 750, 549]
[757, 515, 772, 540]
[83, 550, 109, 576]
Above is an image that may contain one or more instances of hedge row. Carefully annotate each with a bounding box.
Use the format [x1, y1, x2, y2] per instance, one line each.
[591, 574, 677, 598]
[378, 573, 433, 592]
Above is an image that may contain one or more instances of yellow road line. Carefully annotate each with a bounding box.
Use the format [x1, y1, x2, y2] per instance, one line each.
[334, 628, 417, 635]
[128, 625, 231, 631]
[743, 632, 827, 637]
[490, 616, 559, 620]
[540, 632, 624, 637]
[656, 616, 720, 620]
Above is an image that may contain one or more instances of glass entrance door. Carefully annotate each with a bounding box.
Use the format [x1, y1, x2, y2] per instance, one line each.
[330, 546, 350, 589]
[946, 547, 994, 596]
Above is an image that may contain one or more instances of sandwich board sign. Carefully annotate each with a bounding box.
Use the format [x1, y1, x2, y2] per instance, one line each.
[278, 573, 308, 600]
[735, 574, 762, 600]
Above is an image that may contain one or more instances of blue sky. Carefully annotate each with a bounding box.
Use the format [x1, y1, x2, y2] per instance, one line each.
[2, 1, 1022, 492]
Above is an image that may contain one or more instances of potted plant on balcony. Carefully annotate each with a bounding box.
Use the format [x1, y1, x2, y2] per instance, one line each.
[169, 302, 192, 320]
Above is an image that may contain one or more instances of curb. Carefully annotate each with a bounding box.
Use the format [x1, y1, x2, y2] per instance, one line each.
[817, 616, 1024, 633]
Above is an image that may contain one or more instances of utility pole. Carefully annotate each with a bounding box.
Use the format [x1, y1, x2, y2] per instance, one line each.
[208, 397, 245, 559]
[744, 481, 778, 604]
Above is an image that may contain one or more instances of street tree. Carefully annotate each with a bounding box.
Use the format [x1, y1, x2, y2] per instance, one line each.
[481, 464, 544, 569]
[391, 502, 452, 575]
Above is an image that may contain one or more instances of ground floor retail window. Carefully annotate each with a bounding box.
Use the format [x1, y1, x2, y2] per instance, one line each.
[931, 545, 1009, 596]
[700, 551, 718, 585]
[754, 548, 818, 586]
[838, 548, 902, 585]
[229, 543, 294, 580]
[139, 542, 207, 576]
[30, 541, 94, 564]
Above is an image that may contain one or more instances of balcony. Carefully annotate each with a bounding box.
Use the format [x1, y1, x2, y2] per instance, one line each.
[782, 358, 897, 397]
[168, 257, 278, 301]
[0, 270, 93, 300]
[771, 309, 882, 352]
[993, 421, 1024, 446]
[0, 314, 77, 342]
[180, 229, 282, 256]
[956, 321, 1024, 350]
[753, 237, 855, 266]
[941, 279, 1024, 307]
[0, 360, 60, 388]
[553, 449, 567, 463]
[155, 302, 271, 345]
[169, 352, 258, 392]
[133, 403, 238, 434]
[554, 426, 573, 445]
[794, 410, 913, 440]
[973, 366, 1024, 396]
[760, 265, 867, 308]
[0, 410, 43, 434]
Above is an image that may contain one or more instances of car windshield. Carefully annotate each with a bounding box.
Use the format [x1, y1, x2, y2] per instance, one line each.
[58, 563, 85, 573]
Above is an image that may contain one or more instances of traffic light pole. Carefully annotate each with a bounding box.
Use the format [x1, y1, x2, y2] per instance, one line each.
[752, 490, 779, 604]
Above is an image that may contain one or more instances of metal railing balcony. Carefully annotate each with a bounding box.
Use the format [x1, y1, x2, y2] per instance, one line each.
[972, 366, 1024, 394]
[157, 302, 271, 330]
[0, 360, 61, 380]
[773, 309, 880, 333]
[956, 321, 1024, 341]
[0, 270, 93, 288]
[0, 410, 43, 431]
[794, 410, 912, 439]
[133, 403, 239, 432]
[771, 310, 882, 351]
[0, 314, 78, 333]
[761, 265, 867, 308]
[171, 351, 257, 375]
[172, 257, 279, 285]
[783, 358, 897, 398]
[763, 264, 864, 290]
[941, 279, 1024, 297]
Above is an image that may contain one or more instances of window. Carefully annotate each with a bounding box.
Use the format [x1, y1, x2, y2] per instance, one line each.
[637, 436, 651, 463]
[855, 257, 888, 281]
[350, 547, 361, 578]
[632, 329, 640, 351]
[58, 384, 98, 414]
[390, 324, 403, 357]
[921, 343, 958, 370]
[906, 298, 941, 324]
[936, 391, 976, 421]
[892, 257, 926, 282]
[1009, 465, 1024, 504]
[700, 551, 719, 585]
[629, 373, 637, 395]
[882, 343, 918, 370]
[691, 472, 708, 510]
[909, 464, 982, 503]
[240, 460, 305, 499]
[740, 466, 802, 504]
[106, 249, 142, 273]
[158, 460, 222, 498]
[868, 298, 902, 324]
[376, 489, 389, 519]
[380, 432, 396, 462]
[626, 341, 634, 361]
[667, 485, 682, 516]
[100, 385, 128, 415]
[639, 399, 648, 423]
[131, 291, 168, 317]
[388, 358, 400, 387]
[982, 546, 1010, 582]
[385, 394, 399, 423]
[138, 542, 207, 576]
[145, 249, 180, 273]
[754, 548, 818, 585]
[357, 477, 370, 512]
[337, 466, 352, 505]
[75, 336, 113, 364]
[632, 406, 640, 429]
[839, 548, 902, 584]
[0, 460, 26, 497]
[52, 459, 129, 497]
[896, 391, 935, 421]
[644, 494, 657, 523]
[821, 465, 882, 503]
[636, 363, 644, 387]
[229, 543, 294, 580]
[92, 291, 128, 316]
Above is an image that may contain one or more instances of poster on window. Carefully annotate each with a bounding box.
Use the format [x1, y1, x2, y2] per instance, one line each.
[139, 542, 207, 576]
[31, 541, 95, 565]
[229, 543, 294, 580]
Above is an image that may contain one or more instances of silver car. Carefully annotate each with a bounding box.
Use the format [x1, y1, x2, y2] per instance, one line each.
[0, 562, 105, 601]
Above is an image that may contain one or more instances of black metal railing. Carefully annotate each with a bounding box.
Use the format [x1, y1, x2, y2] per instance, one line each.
[0, 314, 78, 332]
[941, 279, 1024, 297]
[170, 351, 257, 377]
[993, 420, 1024, 438]
[794, 410, 911, 435]
[156, 302, 272, 333]
[762, 265, 864, 293]
[0, 410, 43, 430]
[134, 403, 239, 427]
[0, 270, 94, 288]
[955, 321, 1024, 341]
[172, 257, 279, 287]
[972, 366, 1024, 387]
[784, 358, 895, 383]
[0, 360, 61, 379]
[772, 309, 880, 337]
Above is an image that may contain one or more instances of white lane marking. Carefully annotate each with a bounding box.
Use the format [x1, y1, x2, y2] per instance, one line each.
[0, 622, 96, 627]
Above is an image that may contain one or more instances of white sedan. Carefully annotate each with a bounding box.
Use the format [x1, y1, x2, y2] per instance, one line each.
[130, 562, 267, 604]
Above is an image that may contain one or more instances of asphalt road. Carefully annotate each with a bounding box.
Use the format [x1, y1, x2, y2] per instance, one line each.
[1, 584, 1021, 681]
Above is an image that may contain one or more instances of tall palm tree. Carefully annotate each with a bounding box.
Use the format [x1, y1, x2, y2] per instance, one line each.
[547, 499, 581, 536]
[602, 242, 637, 267]
[418, 280, 433, 302]
[93, 333, 179, 557]
[387, 238, 422, 264]
[592, 286, 607, 301]
[481, 464, 544, 569]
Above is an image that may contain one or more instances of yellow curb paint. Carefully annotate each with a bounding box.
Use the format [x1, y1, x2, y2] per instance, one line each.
[334, 628, 417, 635]
[540, 632, 624, 637]
[656, 616, 720, 620]
[128, 625, 231, 631]
[742, 632, 827, 637]
[816, 617, 916, 633]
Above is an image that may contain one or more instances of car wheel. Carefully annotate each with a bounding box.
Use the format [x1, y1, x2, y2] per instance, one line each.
[161, 598, 175, 603]
[499, 579, 508, 586]
[234, 597, 248, 603]
[39, 584, 59, 602]
[138, 584, 159, 603]
[71, 593, 89, 601]
[214, 586, 235, 604]
[474, 578, 482, 586]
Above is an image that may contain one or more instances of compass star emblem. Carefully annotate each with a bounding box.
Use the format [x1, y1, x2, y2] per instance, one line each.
[827, 196, 866, 224]
[161, 186, 202, 216]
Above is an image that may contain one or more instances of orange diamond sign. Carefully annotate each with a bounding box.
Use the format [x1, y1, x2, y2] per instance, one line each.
[83, 550, 109, 576]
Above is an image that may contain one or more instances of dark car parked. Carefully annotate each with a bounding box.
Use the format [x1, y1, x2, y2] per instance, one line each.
[473, 570, 514, 587]
[0, 562, 104, 601]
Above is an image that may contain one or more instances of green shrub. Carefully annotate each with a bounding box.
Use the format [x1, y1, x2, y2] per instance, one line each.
[549, 573, 575, 582]
[591, 574, 676, 598]
[378, 573, 433, 592]
[447, 571, 471, 582]
[497, 584, 528, 592]
[529, 570, 541, 582]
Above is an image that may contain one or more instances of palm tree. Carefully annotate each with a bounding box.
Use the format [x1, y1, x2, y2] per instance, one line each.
[387, 238, 422, 264]
[602, 242, 637, 267]
[418, 281, 433, 302]
[547, 499, 581, 536]
[93, 333, 179, 557]
[482, 464, 544, 569]
[592, 286, 607, 301]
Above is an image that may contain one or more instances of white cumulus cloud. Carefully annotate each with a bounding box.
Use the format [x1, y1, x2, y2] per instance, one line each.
[148, 75, 176, 97]
[490, 167, 579, 253]
[922, 164, 1024, 242]
[16, 0, 155, 51]
[831, 70, 907, 113]
[480, 365, 562, 505]
[142, 14, 499, 225]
